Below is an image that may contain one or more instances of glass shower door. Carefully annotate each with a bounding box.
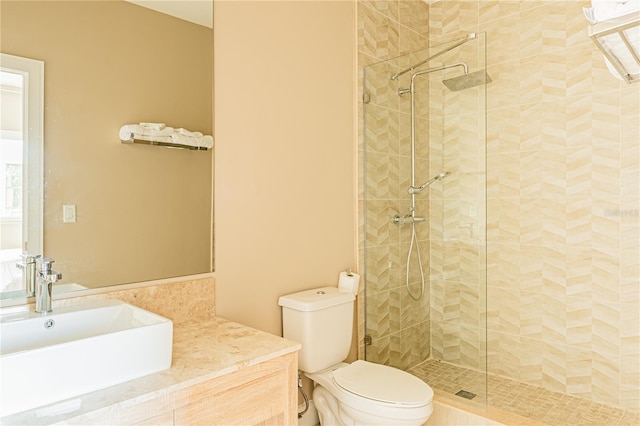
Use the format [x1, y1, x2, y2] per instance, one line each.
[362, 32, 488, 405]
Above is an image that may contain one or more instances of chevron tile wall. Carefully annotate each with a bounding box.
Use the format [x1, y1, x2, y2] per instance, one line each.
[427, 0, 640, 411]
[359, 0, 639, 413]
[359, 0, 432, 372]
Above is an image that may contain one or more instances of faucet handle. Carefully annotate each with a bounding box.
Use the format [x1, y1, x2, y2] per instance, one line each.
[38, 257, 55, 272]
[37, 258, 62, 282]
[16, 253, 41, 269]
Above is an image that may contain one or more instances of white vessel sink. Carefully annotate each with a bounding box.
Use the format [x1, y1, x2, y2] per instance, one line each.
[0, 299, 173, 417]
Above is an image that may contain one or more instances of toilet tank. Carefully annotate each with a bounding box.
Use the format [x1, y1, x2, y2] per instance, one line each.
[278, 286, 355, 373]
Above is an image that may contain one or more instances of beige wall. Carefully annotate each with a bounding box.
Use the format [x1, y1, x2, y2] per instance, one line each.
[213, 1, 357, 336]
[1, 1, 213, 288]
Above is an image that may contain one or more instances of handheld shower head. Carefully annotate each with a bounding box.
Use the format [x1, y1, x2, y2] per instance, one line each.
[408, 171, 450, 194]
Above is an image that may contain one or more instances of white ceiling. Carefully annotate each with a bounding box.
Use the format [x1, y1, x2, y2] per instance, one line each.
[125, 0, 213, 29]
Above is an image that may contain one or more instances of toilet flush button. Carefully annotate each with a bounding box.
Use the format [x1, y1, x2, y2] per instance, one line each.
[316, 291, 325, 294]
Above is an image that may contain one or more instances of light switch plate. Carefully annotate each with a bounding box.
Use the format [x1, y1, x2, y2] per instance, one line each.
[63, 204, 76, 223]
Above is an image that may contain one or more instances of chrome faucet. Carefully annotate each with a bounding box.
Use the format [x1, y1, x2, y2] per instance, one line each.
[35, 258, 62, 314]
[16, 254, 41, 296]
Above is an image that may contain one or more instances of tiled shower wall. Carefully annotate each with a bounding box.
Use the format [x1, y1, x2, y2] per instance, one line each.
[359, 0, 640, 413]
[358, 0, 432, 369]
[427, 0, 640, 411]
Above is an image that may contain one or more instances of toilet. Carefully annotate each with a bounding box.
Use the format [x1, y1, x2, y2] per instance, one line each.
[278, 282, 433, 426]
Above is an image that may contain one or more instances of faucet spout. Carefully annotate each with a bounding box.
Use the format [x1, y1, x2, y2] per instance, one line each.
[35, 258, 62, 314]
[16, 254, 41, 296]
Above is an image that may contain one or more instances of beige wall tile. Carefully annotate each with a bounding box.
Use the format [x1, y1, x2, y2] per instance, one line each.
[360, 0, 639, 412]
[431, 0, 639, 411]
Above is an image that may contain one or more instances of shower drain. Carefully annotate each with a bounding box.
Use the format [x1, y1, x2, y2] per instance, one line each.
[455, 390, 477, 400]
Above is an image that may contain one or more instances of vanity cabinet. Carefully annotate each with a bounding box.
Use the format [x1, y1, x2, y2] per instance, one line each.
[174, 352, 297, 425]
[1, 316, 301, 426]
[115, 352, 298, 426]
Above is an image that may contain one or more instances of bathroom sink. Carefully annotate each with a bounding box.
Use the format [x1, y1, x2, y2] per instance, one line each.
[0, 299, 173, 417]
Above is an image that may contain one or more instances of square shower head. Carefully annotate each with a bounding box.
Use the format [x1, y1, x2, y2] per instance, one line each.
[442, 70, 492, 91]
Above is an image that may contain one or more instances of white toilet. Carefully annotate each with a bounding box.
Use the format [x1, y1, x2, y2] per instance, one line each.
[278, 282, 434, 426]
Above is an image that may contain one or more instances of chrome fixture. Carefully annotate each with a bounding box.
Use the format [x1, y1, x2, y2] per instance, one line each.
[408, 172, 450, 194]
[397, 62, 468, 97]
[390, 34, 491, 302]
[393, 215, 426, 224]
[395, 64, 467, 302]
[396, 62, 491, 96]
[390, 33, 477, 81]
[443, 70, 492, 91]
[16, 254, 41, 296]
[35, 258, 62, 314]
[588, 11, 640, 84]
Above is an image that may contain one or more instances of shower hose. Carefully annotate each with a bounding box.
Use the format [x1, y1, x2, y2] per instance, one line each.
[405, 221, 425, 300]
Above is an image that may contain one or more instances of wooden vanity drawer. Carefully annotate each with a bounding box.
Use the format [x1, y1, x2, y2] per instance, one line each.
[174, 371, 285, 425]
[174, 353, 297, 426]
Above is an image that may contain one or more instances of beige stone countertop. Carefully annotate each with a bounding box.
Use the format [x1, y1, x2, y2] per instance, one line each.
[1, 317, 301, 425]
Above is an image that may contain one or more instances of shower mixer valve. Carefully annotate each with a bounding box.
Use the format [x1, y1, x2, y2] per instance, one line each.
[393, 215, 426, 225]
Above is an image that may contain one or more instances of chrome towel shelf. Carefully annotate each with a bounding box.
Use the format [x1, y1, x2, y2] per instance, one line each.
[589, 11, 640, 84]
[121, 136, 210, 151]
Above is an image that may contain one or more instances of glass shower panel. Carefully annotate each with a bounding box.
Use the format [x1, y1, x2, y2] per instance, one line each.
[363, 32, 488, 405]
[362, 52, 431, 371]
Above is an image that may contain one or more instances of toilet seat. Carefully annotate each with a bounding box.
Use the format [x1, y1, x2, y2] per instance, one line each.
[332, 360, 433, 407]
[307, 361, 434, 425]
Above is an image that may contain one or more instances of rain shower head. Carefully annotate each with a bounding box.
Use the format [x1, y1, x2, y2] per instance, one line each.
[443, 70, 492, 91]
[408, 171, 450, 194]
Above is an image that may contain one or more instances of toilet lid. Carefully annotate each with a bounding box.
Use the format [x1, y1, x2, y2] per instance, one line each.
[333, 360, 433, 406]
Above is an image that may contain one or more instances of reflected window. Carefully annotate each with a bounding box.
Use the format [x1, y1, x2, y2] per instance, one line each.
[4, 164, 22, 215]
[0, 55, 43, 295]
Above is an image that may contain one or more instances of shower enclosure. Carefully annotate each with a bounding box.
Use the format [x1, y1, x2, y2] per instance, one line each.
[362, 32, 488, 402]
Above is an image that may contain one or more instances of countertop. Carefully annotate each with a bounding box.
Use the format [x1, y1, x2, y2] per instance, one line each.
[1, 317, 301, 425]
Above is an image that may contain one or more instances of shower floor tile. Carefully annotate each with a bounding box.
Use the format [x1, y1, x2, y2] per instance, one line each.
[408, 359, 639, 426]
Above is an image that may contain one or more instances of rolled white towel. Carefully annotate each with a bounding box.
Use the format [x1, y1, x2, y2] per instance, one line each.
[174, 128, 204, 137]
[200, 135, 214, 149]
[139, 122, 166, 130]
[584, 0, 640, 23]
[139, 126, 174, 137]
[119, 124, 176, 140]
[120, 124, 175, 141]
[584, 2, 619, 23]
[119, 124, 142, 141]
[120, 124, 213, 149]
[170, 133, 214, 149]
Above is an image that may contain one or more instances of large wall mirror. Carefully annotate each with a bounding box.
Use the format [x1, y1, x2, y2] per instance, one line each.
[0, 0, 214, 303]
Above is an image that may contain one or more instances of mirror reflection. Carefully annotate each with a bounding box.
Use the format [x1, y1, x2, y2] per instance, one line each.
[0, 0, 214, 301]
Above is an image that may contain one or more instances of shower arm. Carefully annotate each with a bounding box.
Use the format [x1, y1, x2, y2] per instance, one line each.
[409, 62, 468, 87]
[390, 32, 476, 81]
[406, 62, 466, 216]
